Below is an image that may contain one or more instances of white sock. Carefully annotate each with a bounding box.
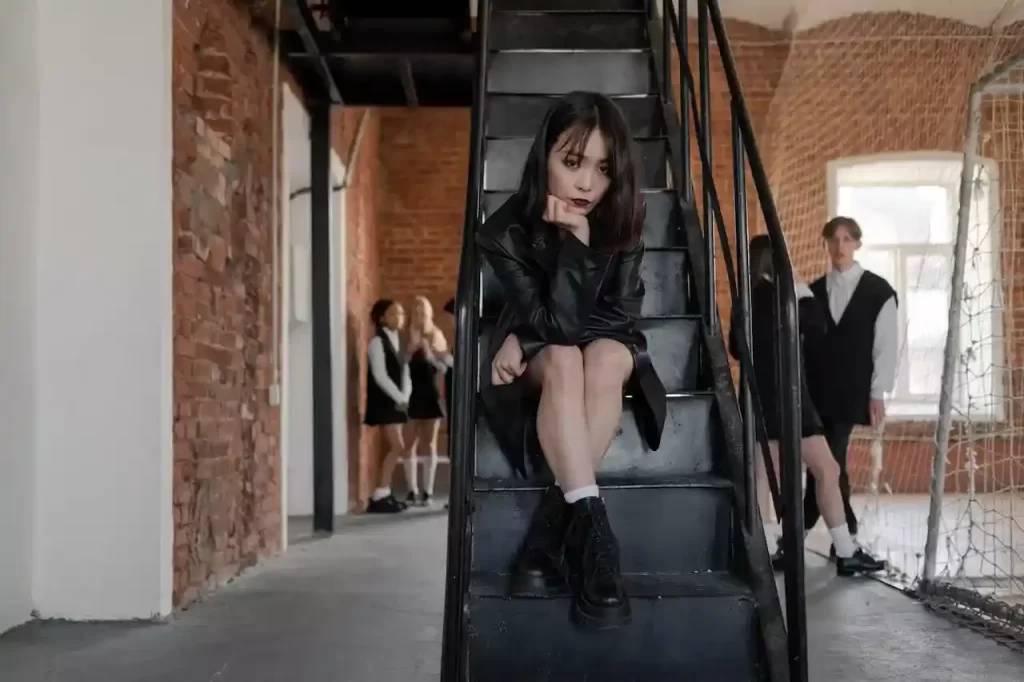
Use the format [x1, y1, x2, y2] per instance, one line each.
[564, 485, 600, 504]
[828, 524, 856, 559]
[372, 487, 392, 502]
[425, 452, 439, 496]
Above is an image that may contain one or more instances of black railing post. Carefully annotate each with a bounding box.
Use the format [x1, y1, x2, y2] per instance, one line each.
[439, 2, 489, 680]
[702, 1, 808, 678]
[697, 0, 716, 333]
[661, 0, 670, 107]
[732, 102, 756, 532]
[309, 102, 335, 535]
[680, 0, 692, 203]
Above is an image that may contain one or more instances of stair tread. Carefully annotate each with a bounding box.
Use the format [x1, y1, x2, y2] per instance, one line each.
[470, 570, 751, 599]
[475, 471, 731, 492]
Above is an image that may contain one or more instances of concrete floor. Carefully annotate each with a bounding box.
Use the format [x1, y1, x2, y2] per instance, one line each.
[1, 510, 1022, 682]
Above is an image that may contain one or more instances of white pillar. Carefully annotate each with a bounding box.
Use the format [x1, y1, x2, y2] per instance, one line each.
[29, 0, 174, 620]
[0, 0, 40, 635]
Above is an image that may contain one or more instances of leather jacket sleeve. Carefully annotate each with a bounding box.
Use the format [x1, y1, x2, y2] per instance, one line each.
[476, 221, 612, 349]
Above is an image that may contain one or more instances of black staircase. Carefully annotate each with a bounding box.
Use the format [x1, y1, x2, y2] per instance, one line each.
[442, 1, 807, 680]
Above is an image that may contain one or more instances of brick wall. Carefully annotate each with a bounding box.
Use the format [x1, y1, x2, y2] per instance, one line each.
[681, 14, 1024, 494]
[172, 0, 282, 605]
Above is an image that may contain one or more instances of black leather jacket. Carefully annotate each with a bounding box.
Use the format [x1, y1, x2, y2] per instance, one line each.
[475, 196, 667, 476]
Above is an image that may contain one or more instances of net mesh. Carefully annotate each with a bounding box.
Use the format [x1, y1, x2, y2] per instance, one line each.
[748, 11, 1024, 648]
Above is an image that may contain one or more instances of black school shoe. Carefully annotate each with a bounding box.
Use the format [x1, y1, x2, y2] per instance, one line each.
[836, 548, 886, 576]
[366, 494, 406, 514]
[563, 497, 631, 630]
[509, 485, 571, 596]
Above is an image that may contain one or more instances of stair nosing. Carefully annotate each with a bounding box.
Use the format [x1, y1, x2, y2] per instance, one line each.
[473, 471, 732, 492]
[469, 570, 753, 600]
[482, 92, 657, 100]
[479, 313, 702, 323]
[485, 134, 667, 143]
[490, 48, 651, 54]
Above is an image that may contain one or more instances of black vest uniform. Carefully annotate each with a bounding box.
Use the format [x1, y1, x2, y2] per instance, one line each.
[804, 271, 897, 426]
[363, 329, 408, 426]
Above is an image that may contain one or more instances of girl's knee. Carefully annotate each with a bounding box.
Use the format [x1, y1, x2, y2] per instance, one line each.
[535, 345, 584, 388]
[583, 340, 633, 385]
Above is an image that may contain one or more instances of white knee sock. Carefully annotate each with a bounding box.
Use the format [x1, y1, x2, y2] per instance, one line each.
[828, 524, 856, 558]
[564, 485, 600, 504]
[404, 455, 419, 495]
[372, 487, 392, 502]
[425, 452, 439, 496]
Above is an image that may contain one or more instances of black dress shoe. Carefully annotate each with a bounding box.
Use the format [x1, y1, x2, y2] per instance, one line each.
[837, 548, 886, 576]
[770, 548, 786, 572]
[366, 494, 406, 514]
[509, 485, 571, 596]
[564, 497, 631, 630]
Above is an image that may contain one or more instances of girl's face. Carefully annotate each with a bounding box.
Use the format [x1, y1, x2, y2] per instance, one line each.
[546, 126, 611, 217]
[383, 303, 405, 331]
[411, 299, 431, 328]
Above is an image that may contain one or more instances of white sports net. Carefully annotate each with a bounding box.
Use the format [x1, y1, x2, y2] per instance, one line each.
[753, 14, 1024, 645]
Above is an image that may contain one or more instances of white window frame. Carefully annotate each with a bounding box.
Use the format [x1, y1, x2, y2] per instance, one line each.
[826, 151, 1005, 423]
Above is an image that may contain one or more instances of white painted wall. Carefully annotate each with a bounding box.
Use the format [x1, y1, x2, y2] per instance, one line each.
[19, 0, 171, 625]
[0, 0, 40, 635]
[282, 85, 348, 519]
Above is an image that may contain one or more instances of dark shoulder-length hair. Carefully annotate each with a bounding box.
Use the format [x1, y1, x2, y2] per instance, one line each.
[369, 298, 394, 330]
[512, 91, 645, 252]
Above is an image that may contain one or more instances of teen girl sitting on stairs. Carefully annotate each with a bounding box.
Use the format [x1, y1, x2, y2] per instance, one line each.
[476, 91, 667, 630]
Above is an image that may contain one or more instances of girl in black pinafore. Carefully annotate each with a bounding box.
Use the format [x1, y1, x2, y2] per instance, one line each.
[403, 295, 452, 507]
[730, 235, 885, 576]
[364, 298, 411, 514]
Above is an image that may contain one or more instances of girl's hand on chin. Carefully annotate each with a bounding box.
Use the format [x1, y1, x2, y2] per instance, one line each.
[544, 195, 590, 244]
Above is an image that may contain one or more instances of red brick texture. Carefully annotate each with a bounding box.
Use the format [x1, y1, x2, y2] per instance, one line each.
[172, 0, 283, 606]
[680, 15, 1024, 495]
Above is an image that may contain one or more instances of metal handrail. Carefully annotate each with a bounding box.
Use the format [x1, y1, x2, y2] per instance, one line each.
[438, 1, 490, 679]
[660, 1, 807, 680]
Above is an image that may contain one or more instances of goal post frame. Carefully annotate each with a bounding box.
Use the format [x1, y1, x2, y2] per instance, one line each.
[923, 51, 1024, 585]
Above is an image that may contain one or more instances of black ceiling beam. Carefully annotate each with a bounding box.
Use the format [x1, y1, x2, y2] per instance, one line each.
[280, 29, 474, 58]
[285, 0, 343, 104]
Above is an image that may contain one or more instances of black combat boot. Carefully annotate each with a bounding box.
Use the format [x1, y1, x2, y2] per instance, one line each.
[564, 496, 631, 630]
[509, 485, 571, 595]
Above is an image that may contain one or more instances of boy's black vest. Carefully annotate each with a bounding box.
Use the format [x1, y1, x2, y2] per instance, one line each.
[804, 270, 896, 426]
[365, 329, 404, 417]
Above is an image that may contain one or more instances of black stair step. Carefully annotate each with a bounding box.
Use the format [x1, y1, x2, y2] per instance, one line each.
[477, 316, 700, 394]
[490, 12, 648, 51]
[483, 190, 681, 248]
[470, 473, 733, 575]
[478, 245, 689, 319]
[475, 392, 719, 481]
[485, 94, 663, 137]
[487, 51, 653, 96]
[493, 0, 646, 11]
[467, 573, 757, 682]
[483, 136, 668, 191]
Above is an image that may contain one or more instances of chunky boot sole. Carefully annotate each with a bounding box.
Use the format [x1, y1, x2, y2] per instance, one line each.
[570, 592, 632, 630]
[836, 562, 885, 577]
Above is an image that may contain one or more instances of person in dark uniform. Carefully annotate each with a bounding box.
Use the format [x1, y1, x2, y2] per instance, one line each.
[476, 91, 667, 630]
[731, 235, 885, 576]
[363, 298, 411, 514]
[801, 216, 899, 557]
[404, 295, 452, 507]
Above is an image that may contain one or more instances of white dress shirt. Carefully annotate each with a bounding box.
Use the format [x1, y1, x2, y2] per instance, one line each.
[367, 328, 411, 405]
[825, 262, 899, 399]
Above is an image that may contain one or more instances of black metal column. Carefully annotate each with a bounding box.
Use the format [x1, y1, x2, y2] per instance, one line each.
[310, 103, 335, 534]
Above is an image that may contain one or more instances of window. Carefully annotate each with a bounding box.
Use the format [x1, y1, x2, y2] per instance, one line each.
[827, 153, 1003, 421]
